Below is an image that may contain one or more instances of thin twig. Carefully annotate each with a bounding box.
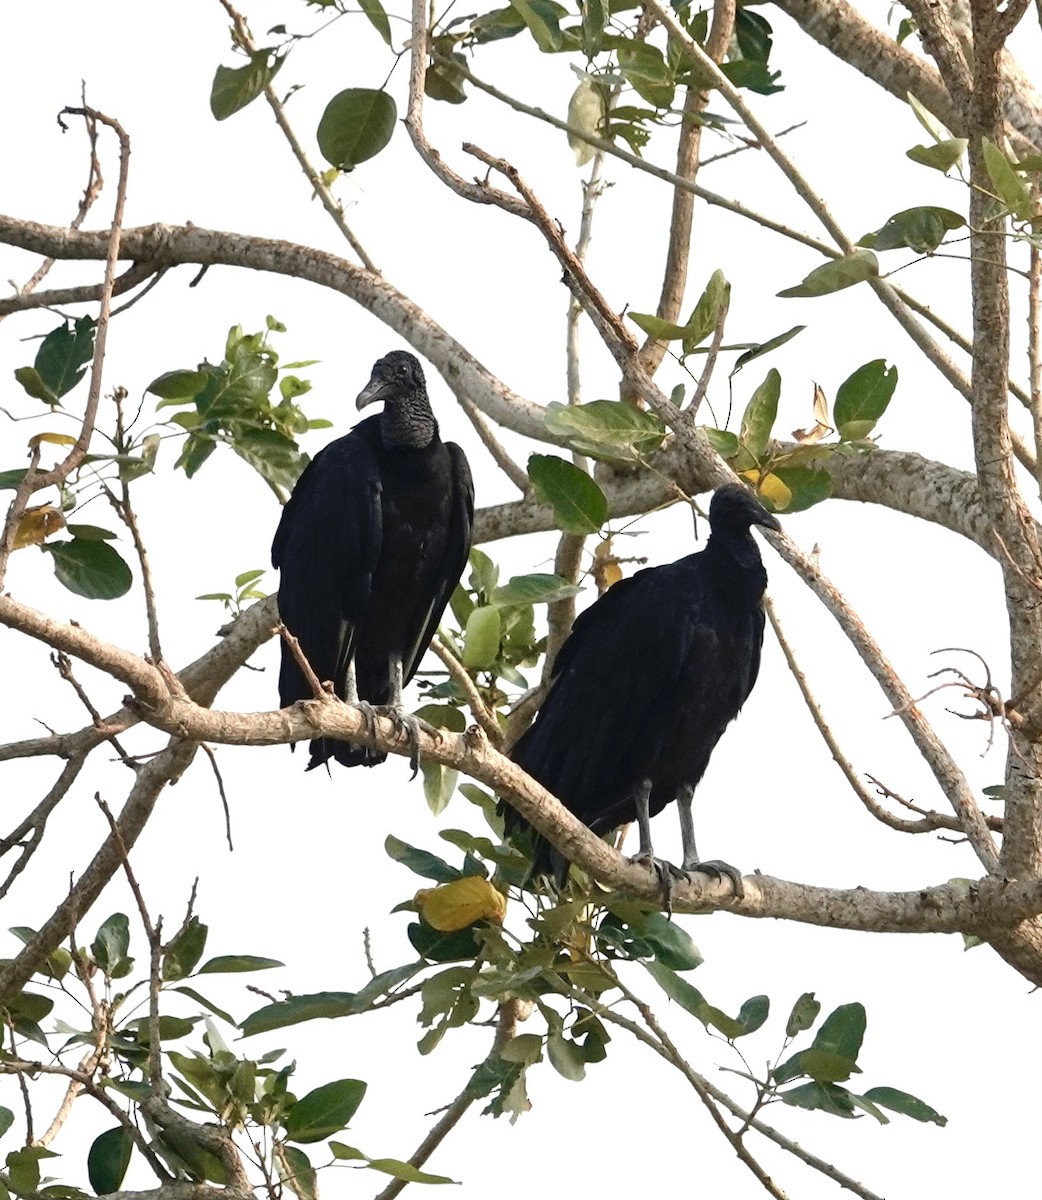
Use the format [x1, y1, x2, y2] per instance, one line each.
[370, 998, 528, 1200]
[51, 650, 133, 762]
[429, 636, 502, 747]
[455, 391, 529, 493]
[276, 622, 327, 699]
[216, 0, 378, 271]
[199, 744, 235, 851]
[766, 598, 999, 835]
[0, 107, 131, 590]
[0, 91, 106, 325]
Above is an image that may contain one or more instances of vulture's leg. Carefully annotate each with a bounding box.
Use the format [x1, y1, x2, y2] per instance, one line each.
[375, 658, 439, 776]
[677, 784, 745, 899]
[344, 659, 380, 745]
[628, 778, 679, 910]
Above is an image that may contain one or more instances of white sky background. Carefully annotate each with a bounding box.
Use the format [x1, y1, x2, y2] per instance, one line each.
[0, 1, 1039, 1197]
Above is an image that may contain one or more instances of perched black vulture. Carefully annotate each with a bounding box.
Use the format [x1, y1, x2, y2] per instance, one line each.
[272, 350, 474, 769]
[504, 484, 780, 893]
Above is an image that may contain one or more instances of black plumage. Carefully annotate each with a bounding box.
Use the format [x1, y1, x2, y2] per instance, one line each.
[504, 484, 780, 890]
[272, 350, 474, 769]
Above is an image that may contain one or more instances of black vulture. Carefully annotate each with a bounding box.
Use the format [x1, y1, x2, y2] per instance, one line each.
[272, 350, 474, 769]
[503, 484, 780, 894]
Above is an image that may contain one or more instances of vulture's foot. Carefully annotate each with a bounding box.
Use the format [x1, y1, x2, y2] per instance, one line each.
[629, 850, 684, 914]
[681, 858, 746, 900]
[375, 705, 440, 777]
[351, 700, 380, 745]
[631, 852, 745, 911]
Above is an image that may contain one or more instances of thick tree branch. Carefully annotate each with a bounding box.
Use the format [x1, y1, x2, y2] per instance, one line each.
[0, 215, 549, 441]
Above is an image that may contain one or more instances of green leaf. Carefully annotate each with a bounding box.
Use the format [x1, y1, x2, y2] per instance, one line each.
[732, 325, 805, 373]
[148, 369, 208, 400]
[34, 317, 95, 400]
[233, 428, 306, 493]
[0, 469, 28, 490]
[785, 991, 820, 1037]
[982, 137, 1033, 220]
[630, 273, 730, 352]
[470, 6, 527, 42]
[681, 269, 731, 351]
[735, 7, 773, 61]
[778, 250, 878, 298]
[547, 1030, 586, 1081]
[739, 369, 780, 460]
[317, 88, 396, 170]
[408, 921, 482, 964]
[858, 206, 965, 253]
[385, 835, 463, 882]
[720, 58, 782, 94]
[210, 49, 283, 120]
[413, 704, 467, 733]
[14, 366, 58, 405]
[768, 465, 832, 513]
[492, 573, 582, 607]
[644, 961, 745, 1038]
[906, 138, 967, 173]
[64, 524, 117, 541]
[618, 41, 674, 108]
[240, 967, 422, 1036]
[162, 918, 208, 982]
[365, 1158, 456, 1185]
[329, 1142, 366, 1160]
[774, 1047, 859, 1085]
[5, 990, 53, 1024]
[285, 1079, 367, 1143]
[581, 0, 606, 55]
[812, 1002, 866, 1063]
[701, 428, 739, 458]
[426, 40, 469, 105]
[278, 1146, 317, 1200]
[600, 910, 703, 970]
[861, 1086, 947, 1126]
[421, 761, 459, 816]
[833, 359, 897, 441]
[779, 1081, 857, 1118]
[359, 0, 392, 44]
[0, 1109, 13, 1140]
[907, 92, 949, 142]
[42, 538, 132, 600]
[87, 1127, 133, 1195]
[527, 454, 608, 534]
[509, 0, 564, 50]
[91, 913, 132, 978]
[543, 400, 666, 461]
[736, 994, 770, 1035]
[462, 605, 502, 669]
[627, 313, 691, 341]
[196, 954, 283, 975]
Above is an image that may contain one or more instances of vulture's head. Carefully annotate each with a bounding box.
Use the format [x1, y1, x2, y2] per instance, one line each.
[357, 350, 428, 410]
[709, 484, 782, 535]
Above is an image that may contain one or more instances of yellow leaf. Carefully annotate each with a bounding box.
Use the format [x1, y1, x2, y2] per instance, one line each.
[592, 537, 623, 593]
[758, 473, 793, 511]
[13, 504, 66, 549]
[792, 383, 832, 444]
[416, 877, 506, 931]
[29, 432, 76, 449]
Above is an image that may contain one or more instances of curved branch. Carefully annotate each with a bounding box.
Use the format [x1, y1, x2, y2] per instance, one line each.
[0, 215, 550, 441]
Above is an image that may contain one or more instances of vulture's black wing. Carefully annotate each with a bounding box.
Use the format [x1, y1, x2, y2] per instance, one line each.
[507, 558, 705, 832]
[272, 433, 382, 714]
[401, 442, 475, 685]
